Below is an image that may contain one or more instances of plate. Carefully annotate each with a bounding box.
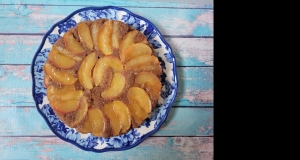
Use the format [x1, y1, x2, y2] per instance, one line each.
[31, 6, 178, 152]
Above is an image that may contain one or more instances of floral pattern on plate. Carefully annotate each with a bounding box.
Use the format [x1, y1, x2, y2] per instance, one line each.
[31, 6, 178, 153]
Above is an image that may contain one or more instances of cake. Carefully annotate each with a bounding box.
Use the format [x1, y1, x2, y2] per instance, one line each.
[43, 19, 162, 138]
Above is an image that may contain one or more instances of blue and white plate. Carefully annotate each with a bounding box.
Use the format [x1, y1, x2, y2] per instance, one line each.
[31, 6, 178, 153]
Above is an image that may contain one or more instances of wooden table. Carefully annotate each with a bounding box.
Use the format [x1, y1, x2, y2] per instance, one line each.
[0, 1, 213, 159]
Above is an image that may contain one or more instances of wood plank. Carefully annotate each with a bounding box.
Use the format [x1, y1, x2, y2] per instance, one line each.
[1, 0, 214, 8]
[166, 37, 213, 66]
[0, 5, 213, 36]
[0, 65, 213, 106]
[176, 67, 213, 106]
[0, 35, 213, 66]
[0, 107, 213, 136]
[0, 136, 213, 159]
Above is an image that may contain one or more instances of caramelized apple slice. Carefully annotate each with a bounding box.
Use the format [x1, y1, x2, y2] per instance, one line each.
[128, 87, 152, 114]
[78, 22, 93, 50]
[78, 52, 97, 89]
[70, 97, 89, 127]
[47, 90, 83, 101]
[63, 30, 85, 55]
[112, 20, 120, 49]
[131, 63, 162, 75]
[90, 20, 101, 50]
[112, 101, 131, 134]
[124, 55, 159, 70]
[103, 102, 122, 136]
[46, 84, 76, 95]
[119, 30, 138, 62]
[49, 99, 80, 113]
[88, 108, 111, 137]
[53, 43, 82, 61]
[97, 20, 113, 55]
[101, 73, 126, 99]
[48, 49, 76, 69]
[127, 103, 148, 128]
[43, 74, 51, 88]
[44, 62, 77, 85]
[76, 116, 93, 134]
[123, 43, 152, 63]
[87, 108, 104, 137]
[93, 56, 123, 87]
[135, 72, 162, 102]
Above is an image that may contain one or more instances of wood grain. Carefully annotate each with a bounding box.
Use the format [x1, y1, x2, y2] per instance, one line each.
[0, 107, 213, 136]
[0, 1, 214, 158]
[0, 65, 213, 106]
[0, 35, 213, 66]
[1, 0, 213, 8]
[0, 5, 213, 36]
[0, 136, 213, 159]
[176, 67, 213, 106]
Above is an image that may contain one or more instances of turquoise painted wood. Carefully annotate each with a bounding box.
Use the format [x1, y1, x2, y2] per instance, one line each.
[0, 0, 214, 8]
[176, 67, 213, 106]
[166, 37, 214, 66]
[0, 5, 213, 36]
[0, 137, 213, 159]
[0, 107, 213, 136]
[0, 65, 213, 106]
[0, 0, 214, 158]
[0, 35, 213, 66]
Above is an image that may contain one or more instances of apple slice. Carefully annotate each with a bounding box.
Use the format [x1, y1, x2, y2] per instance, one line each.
[87, 108, 104, 137]
[88, 108, 111, 137]
[124, 55, 159, 71]
[90, 22, 99, 50]
[49, 99, 80, 113]
[93, 56, 123, 87]
[112, 20, 120, 49]
[128, 87, 152, 114]
[48, 49, 76, 69]
[46, 84, 76, 95]
[78, 52, 97, 89]
[135, 72, 162, 102]
[43, 74, 51, 88]
[76, 116, 93, 134]
[90, 21, 100, 51]
[47, 89, 83, 101]
[131, 63, 162, 75]
[69, 97, 89, 127]
[53, 43, 82, 61]
[44, 62, 78, 85]
[78, 22, 93, 50]
[90, 19, 106, 51]
[123, 43, 152, 63]
[103, 102, 122, 136]
[101, 73, 126, 99]
[112, 100, 131, 134]
[97, 20, 113, 55]
[119, 30, 138, 62]
[63, 30, 85, 55]
[127, 102, 148, 128]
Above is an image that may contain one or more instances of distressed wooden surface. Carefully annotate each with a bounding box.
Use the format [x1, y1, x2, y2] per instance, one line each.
[0, 137, 213, 159]
[0, 5, 213, 36]
[0, 107, 213, 136]
[0, 1, 214, 159]
[0, 35, 213, 66]
[0, 65, 213, 106]
[0, 0, 213, 8]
